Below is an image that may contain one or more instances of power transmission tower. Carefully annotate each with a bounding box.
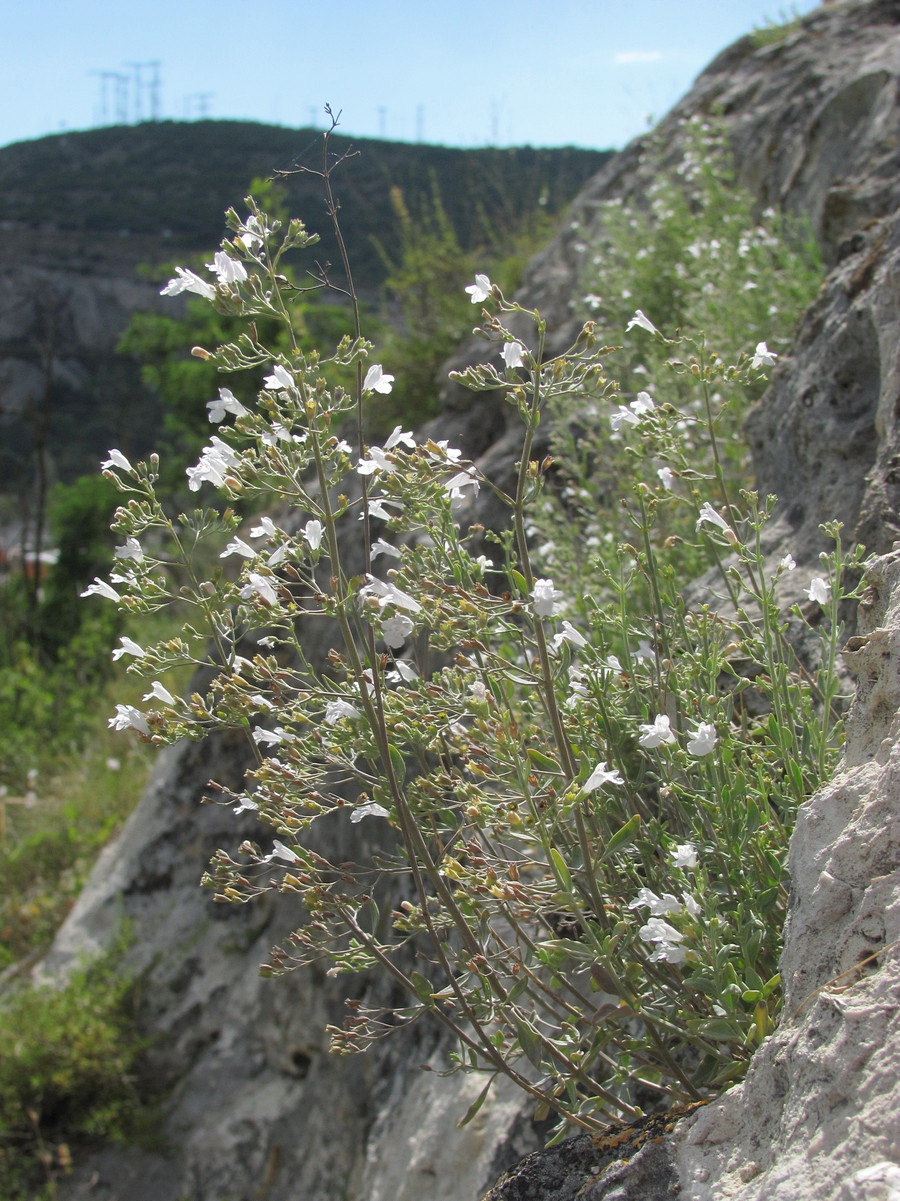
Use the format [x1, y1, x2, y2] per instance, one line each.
[125, 61, 145, 121]
[112, 72, 130, 123]
[146, 61, 162, 119]
[184, 93, 214, 119]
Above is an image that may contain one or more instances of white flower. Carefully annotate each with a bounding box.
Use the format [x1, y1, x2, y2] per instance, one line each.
[144, 681, 175, 705]
[532, 578, 563, 618]
[250, 516, 278, 539]
[605, 655, 623, 674]
[360, 574, 421, 613]
[470, 680, 488, 703]
[626, 309, 660, 336]
[750, 341, 777, 370]
[634, 638, 655, 663]
[638, 714, 676, 748]
[631, 391, 655, 415]
[112, 635, 145, 661]
[628, 888, 681, 916]
[687, 722, 717, 757]
[610, 405, 640, 432]
[582, 761, 624, 792]
[363, 364, 394, 394]
[807, 577, 831, 605]
[106, 758, 121, 771]
[382, 613, 414, 648]
[365, 497, 401, 522]
[682, 892, 701, 917]
[446, 469, 480, 500]
[501, 341, 525, 369]
[656, 466, 675, 490]
[780, 553, 797, 571]
[696, 501, 732, 535]
[233, 795, 259, 814]
[465, 273, 493, 303]
[303, 519, 324, 550]
[220, 537, 257, 559]
[263, 364, 294, 391]
[102, 448, 133, 473]
[265, 840, 300, 864]
[670, 842, 698, 869]
[639, 917, 687, 964]
[108, 704, 150, 735]
[240, 573, 278, 606]
[160, 266, 216, 300]
[551, 620, 588, 651]
[207, 388, 249, 423]
[206, 250, 248, 285]
[639, 916, 683, 945]
[384, 425, 414, 449]
[357, 446, 396, 477]
[81, 577, 120, 602]
[252, 726, 285, 746]
[114, 538, 144, 563]
[350, 801, 391, 823]
[186, 436, 240, 491]
[386, 660, 418, 684]
[237, 215, 263, 251]
[325, 699, 360, 724]
[371, 538, 400, 560]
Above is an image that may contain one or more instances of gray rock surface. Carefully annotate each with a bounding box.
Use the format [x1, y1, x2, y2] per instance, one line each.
[41, 2, 900, 1199]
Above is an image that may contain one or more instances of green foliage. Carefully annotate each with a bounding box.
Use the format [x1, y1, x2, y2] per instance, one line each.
[0, 940, 150, 1200]
[750, 8, 803, 48]
[577, 117, 821, 384]
[371, 181, 555, 429]
[0, 474, 125, 791]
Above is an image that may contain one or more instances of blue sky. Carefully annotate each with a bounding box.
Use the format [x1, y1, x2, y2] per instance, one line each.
[1, 1, 820, 152]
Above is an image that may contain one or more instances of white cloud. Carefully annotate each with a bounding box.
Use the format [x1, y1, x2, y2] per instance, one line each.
[614, 50, 663, 64]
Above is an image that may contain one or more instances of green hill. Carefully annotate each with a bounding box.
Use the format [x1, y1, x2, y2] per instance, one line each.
[0, 120, 611, 289]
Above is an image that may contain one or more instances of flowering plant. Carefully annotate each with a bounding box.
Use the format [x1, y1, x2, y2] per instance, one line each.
[88, 153, 860, 1133]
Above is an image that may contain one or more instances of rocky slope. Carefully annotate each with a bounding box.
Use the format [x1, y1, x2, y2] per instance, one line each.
[44, 2, 900, 1199]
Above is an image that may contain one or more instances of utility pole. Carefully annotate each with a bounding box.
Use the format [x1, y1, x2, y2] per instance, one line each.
[416, 104, 424, 142]
[378, 105, 387, 139]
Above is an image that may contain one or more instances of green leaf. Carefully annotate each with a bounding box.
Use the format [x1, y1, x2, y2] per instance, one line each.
[513, 1015, 544, 1068]
[457, 1074, 496, 1127]
[388, 743, 406, 786]
[549, 848, 573, 893]
[527, 747, 561, 773]
[510, 569, 529, 597]
[409, 971, 434, 1004]
[601, 813, 641, 860]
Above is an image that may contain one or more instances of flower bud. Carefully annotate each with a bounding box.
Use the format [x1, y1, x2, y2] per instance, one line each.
[191, 346, 212, 360]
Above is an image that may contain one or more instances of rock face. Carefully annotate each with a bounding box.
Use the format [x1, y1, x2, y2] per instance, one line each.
[0, 264, 166, 493]
[45, 2, 900, 1199]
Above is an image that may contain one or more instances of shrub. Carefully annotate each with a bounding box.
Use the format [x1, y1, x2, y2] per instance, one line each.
[0, 940, 150, 1199]
[87, 125, 855, 1135]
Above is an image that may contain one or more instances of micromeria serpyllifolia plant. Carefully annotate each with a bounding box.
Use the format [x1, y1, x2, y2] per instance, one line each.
[84, 129, 862, 1135]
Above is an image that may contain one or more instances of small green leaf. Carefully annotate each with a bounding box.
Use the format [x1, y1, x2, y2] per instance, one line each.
[409, 971, 434, 1004]
[510, 569, 529, 597]
[388, 743, 406, 785]
[513, 1016, 543, 1068]
[458, 1075, 496, 1127]
[527, 747, 561, 772]
[601, 813, 641, 859]
[549, 848, 573, 893]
